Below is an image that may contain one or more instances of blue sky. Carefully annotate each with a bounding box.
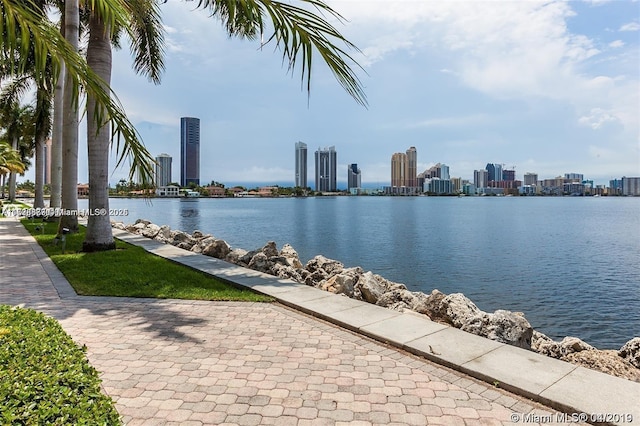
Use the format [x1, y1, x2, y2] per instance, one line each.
[73, 0, 639, 187]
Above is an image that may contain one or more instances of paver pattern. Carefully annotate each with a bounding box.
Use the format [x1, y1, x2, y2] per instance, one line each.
[0, 219, 577, 425]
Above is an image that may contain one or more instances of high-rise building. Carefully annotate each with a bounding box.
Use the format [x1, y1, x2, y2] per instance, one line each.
[347, 163, 361, 190]
[565, 173, 583, 182]
[155, 154, 172, 187]
[474, 169, 488, 191]
[315, 146, 337, 192]
[180, 117, 200, 187]
[502, 169, 516, 182]
[524, 173, 538, 186]
[391, 152, 407, 187]
[294, 142, 307, 188]
[406, 146, 417, 188]
[486, 163, 503, 182]
[391, 147, 418, 188]
[622, 177, 640, 196]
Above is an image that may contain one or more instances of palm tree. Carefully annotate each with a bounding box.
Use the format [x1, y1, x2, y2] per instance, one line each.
[0, 54, 54, 209]
[0, 140, 24, 198]
[58, 0, 80, 232]
[83, 0, 164, 251]
[0, 102, 34, 201]
[1, 0, 159, 220]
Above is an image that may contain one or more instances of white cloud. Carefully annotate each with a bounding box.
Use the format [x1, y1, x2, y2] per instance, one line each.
[608, 40, 625, 48]
[578, 108, 622, 129]
[619, 22, 640, 32]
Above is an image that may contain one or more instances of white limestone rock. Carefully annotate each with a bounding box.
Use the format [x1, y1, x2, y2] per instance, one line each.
[280, 244, 303, 269]
[619, 337, 640, 369]
[202, 239, 231, 259]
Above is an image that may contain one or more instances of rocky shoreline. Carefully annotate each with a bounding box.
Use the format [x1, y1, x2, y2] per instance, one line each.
[113, 219, 640, 382]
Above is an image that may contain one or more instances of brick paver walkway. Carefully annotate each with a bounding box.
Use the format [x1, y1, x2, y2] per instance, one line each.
[0, 219, 570, 425]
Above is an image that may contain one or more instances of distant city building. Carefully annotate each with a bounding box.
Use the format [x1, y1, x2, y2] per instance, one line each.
[406, 146, 418, 188]
[156, 185, 180, 197]
[474, 169, 488, 192]
[424, 178, 452, 195]
[315, 146, 337, 192]
[294, 142, 307, 188]
[486, 163, 503, 182]
[524, 173, 538, 186]
[502, 169, 516, 182]
[609, 179, 623, 195]
[390, 147, 419, 193]
[565, 173, 583, 182]
[391, 152, 407, 187]
[180, 117, 200, 186]
[622, 177, 640, 196]
[450, 177, 462, 194]
[347, 163, 361, 191]
[155, 153, 172, 187]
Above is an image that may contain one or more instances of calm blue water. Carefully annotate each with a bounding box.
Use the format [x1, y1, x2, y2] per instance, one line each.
[84, 196, 640, 349]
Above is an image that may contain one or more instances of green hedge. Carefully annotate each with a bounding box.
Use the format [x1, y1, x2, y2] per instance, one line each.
[0, 305, 121, 425]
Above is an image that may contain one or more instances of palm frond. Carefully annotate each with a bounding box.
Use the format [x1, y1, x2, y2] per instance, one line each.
[190, 0, 367, 106]
[124, 0, 165, 84]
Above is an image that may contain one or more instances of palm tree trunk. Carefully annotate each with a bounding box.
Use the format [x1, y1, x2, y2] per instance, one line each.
[8, 136, 17, 202]
[59, 0, 79, 233]
[50, 64, 64, 209]
[83, 11, 115, 251]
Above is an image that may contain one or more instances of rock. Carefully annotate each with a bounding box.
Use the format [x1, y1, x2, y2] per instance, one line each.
[412, 289, 447, 320]
[477, 310, 533, 349]
[248, 252, 273, 273]
[111, 221, 126, 230]
[238, 249, 261, 266]
[441, 293, 483, 328]
[619, 337, 640, 369]
[564, 350, 640, 383]
[131, 222, 147, 233]
[190, 236, 216, 253]
[262, 241, 279, 258]
[304, 270, 328, 287]
[280, 244, 303, 269]
[225, 248, 248, 265]
[134, 219, 151, 226]
[532, 335, 595, 358]
[271, 263, 304, 282]
[202, 239, 231, 259]
[141, 223, 161, 239]
[192, 230, 205, 239]
[321, 273, 356, 296]
[154, 225, 172, 243]
[376, 287, 418, 312]
[357, 272, 388, 304]
[306, 255, 344, 276]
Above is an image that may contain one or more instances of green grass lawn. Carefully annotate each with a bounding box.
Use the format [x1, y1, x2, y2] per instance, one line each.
[0, 305, 121, 424]
[22, 219, 272, 302]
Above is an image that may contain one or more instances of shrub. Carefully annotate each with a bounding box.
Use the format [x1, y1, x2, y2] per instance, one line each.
[0, 305, 121, 425]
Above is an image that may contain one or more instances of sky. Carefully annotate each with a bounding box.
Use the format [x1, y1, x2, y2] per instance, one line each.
[38, 0, 640, 187]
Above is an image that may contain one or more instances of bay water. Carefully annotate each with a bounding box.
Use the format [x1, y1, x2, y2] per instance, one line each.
[87, 196, 640, 349]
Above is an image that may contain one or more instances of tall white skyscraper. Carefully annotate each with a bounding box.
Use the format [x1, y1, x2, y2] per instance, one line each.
[474, 169, 488, 190]
[295, 142, 307, 188]
[155, 154, 172, 187]
[315, 146, 337, 192]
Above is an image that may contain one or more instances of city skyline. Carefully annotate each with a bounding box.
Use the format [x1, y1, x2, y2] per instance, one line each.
[18, 1, 639, 187]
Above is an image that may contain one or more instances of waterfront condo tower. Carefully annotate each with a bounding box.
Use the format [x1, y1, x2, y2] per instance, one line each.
[180, 117, 200, 187]
[155, 153, 172, 187]
[315, 146, 337, 192]
[391, 147, 418, 188]
[347, 163, 361, 190]
[295, 142, 307, 188]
